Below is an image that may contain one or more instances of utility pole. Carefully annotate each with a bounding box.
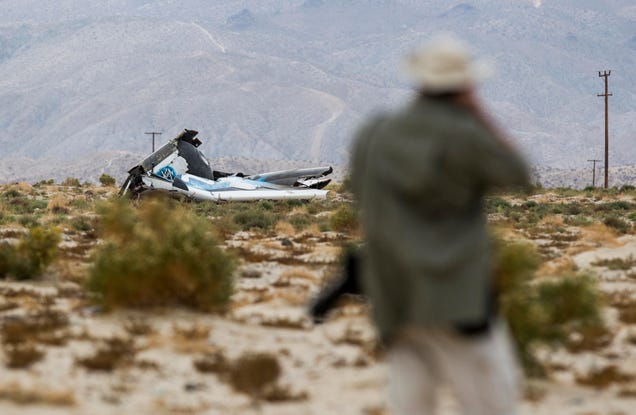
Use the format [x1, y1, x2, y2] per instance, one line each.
[597, 70, 612, 188]
[587, 159, 602, 187]
[145, 131, 162, 152]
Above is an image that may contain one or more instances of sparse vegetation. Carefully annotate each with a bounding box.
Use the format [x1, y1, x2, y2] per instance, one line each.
[592, 256, 636, 271]
[1, 181, 636, 411]
[495, 241, 605, 375]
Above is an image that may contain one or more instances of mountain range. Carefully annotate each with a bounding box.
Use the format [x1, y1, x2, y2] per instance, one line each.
[0, 0, 634, 185]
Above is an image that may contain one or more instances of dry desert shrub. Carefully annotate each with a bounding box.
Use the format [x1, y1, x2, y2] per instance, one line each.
[61, 177, 80, 187]
[76, 336, 136, 371]
[537, 256, 578, 277]
[274, 220, 296, 236]
[618, 387, 636, 398]
[603, 215, 632, 234]
[1, 307, 70, 347]
[539, 214, 565, 227]
[606, 291, 636, 324]
[3, 343, 44, 368]
[194, 350, 287, 400]
[193, 350, 229, 373]
[226, 352, 281, 399]
[7, 183, 34, 195]
[98, 173, 116, 187]
[592, 256, 636, 271]
[86, 199, 235, 311]
[580, 223, 621, 247]
[0, 225, 61, 280]
[575, 365, 635, 389]
[47, 196, 70, 214]
[287, 213, 313, 232]
[329, 204, 358, 233]
[172, 322, 211, 340]
[123, 318, 155, 336]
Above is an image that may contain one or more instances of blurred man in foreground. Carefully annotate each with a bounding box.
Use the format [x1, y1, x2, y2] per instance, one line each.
[350, 34, 530, 415]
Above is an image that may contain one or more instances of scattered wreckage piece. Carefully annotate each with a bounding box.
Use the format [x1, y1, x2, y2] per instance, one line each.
[120, 129, 332, 201]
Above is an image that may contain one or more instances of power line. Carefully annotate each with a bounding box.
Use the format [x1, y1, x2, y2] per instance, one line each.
[597, 70, 612, 189]
[145, 131, 162, 152]
[587, 159, 602, 188]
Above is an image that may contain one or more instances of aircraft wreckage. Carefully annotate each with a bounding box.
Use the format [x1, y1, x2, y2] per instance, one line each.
[119, 129, 332, 201]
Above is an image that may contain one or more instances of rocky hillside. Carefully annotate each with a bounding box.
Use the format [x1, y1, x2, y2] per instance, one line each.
[0, 0, 634, 183]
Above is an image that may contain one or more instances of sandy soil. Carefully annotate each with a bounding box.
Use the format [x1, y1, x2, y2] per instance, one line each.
[1, 195, 636, 415]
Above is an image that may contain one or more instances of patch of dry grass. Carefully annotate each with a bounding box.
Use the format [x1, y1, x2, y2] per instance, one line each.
[579, 224, 621, 247]
[606, 291, 636, 324]
[47, 197, 70, 214]
[0, 382, 75, 406]
[226, 352, 281, 399]
[1, 307, 69, 346]
[3, 343, 45, 368]
[576, 365, 635, 389]
[592, 256, 636, 271]
[124, 318, 155, 336]
[274, 221, 296, 236]
[76, 336, 137, 371]
[193, 350, 229, 373]
[566, 325, 614, 353]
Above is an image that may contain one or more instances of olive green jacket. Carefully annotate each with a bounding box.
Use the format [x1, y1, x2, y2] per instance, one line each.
[351, 95, 529, 343]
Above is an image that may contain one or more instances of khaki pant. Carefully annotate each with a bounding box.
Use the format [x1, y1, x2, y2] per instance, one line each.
[387, 321, 521, 415]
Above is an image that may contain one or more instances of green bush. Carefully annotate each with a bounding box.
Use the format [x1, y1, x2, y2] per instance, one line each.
[495, 241, 604, 375]
[258, 200, 274, 211]
[99, 174, 117, 187]
[485, 197, 511, 215]
[288, 213, 313, 232]
[3, 196, 47, 215]
[0, 226, 61, 280]
[70, 215, 96, 233]
[18, 215, 39, 228]
[603, 215, 631, 234]
[2, 189, 22, 198]
[232, 207, 277, 231]
[329, 204, 358, 232]
[87, 199, 235, 311]
[61, 177, 81, 187]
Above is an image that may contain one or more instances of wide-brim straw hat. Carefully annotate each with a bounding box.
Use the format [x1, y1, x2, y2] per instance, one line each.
[405, 34, 494, 93]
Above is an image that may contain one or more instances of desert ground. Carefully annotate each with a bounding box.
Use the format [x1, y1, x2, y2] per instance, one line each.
[1, 180, 636, 415]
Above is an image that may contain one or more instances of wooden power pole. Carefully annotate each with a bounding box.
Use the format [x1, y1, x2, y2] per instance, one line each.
[587, 159, 602, 187]
[597, 70, 612, 188]
[145, 131, 162, 153]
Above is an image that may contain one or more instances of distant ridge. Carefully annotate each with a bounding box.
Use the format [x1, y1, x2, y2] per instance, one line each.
[0, 0, 633, 170]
